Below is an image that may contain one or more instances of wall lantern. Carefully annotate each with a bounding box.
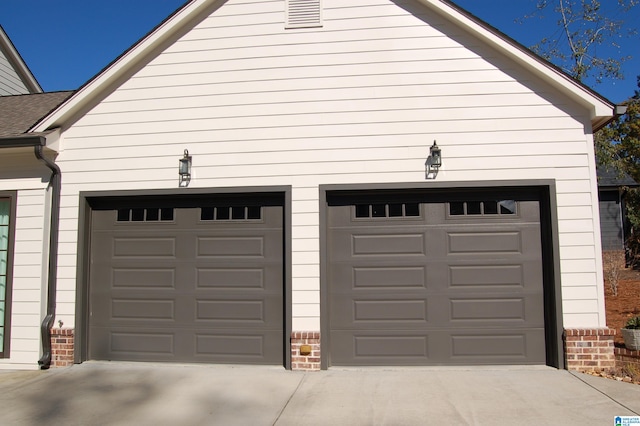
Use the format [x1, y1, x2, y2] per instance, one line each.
[425, 140, 442, 179]
[179, 149, 192, 187]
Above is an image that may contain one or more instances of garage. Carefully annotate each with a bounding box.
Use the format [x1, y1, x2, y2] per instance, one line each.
[326, 188, 548, 366]
[87, 193, 285, 365]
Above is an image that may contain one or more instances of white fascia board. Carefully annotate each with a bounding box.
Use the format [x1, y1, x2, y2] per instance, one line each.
[31, 0, 219, 133]
[44, 128, 62, 153]
[417, 0, 614, 122]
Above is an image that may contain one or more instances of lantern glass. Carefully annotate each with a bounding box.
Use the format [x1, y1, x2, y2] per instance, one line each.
[179, 158, 190, 175]
[430, 142, 441, 167]
[179, 149, 192, 187]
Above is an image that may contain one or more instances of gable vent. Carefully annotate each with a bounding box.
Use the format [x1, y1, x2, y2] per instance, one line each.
[286, 0, 322, 29]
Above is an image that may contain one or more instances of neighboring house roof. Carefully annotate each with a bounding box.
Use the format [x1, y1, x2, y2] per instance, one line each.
[30, 0, 616, 134]
[597, 166, 640, 189]
[0, 91, 74, 143]
[0, 25, 42, 95]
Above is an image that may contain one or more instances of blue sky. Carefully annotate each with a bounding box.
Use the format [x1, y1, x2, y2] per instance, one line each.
[1, 0, 638, 102]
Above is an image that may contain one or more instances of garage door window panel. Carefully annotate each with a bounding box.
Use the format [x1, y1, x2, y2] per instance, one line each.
[117, 208, 175, 222]
[449, 200, 517, 217]
[355, 203, 420, 219]
[200, 206, 262, 221]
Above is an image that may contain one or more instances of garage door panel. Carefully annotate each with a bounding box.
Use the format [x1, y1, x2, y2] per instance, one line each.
[446, 261, 543, 293]
[353, 266, 427, 289]
[196, 299, 267, 322]
[328, 191, 546, 366]
[450, 330, 546, 363]
[449, 264, 523, 288]
[89, 328, 177, 360]
[449, 298, 527, 321]
[447, 231, 522, 254]
[111, 268, 177, 290]
[353, 299, 428, 322]
[110, 331, 175, 356]
[330, 329, 545, 366]
[332, 262, 429, 286]
[196, 264, 281, 289]
[352, 233, 426, 256]
[94, 297, 282, 325]
[111, 298, 176, 321]
[89, 199, 284, 364]
[90, 327, 284, 364]
[333, 261, 540, 293]
[330, 298, 430, 330]
[197, 268, 264, 289]
[194, 330, 283, 363]
[197, 236, 265, 257]
[113, 237, 177, 258]
[330, 331, 430, 365]
[331, 294, 543, 330]
[444, 226, 541, 254]
[449, 292, 545, 325]
[195, 333, 265, 357]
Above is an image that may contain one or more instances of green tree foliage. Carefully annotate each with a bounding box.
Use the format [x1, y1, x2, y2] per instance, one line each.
[523, 2, 640, 256]
[525, 0, 638, 83]
[596, 78, 640, 230]
[597, 78, 640, 180]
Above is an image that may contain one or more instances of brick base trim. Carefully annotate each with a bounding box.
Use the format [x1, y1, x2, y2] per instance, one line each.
[564, 328, 616, 371]
[291, 331, 320, 371]
[44, 327, 635, 373]
[615, 347, 640, 372]
[50, 328, 74, 367]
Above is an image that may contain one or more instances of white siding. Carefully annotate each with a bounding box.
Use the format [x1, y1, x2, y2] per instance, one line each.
[0, 48, 30, 95]
[55, 0, 606, 333]
[0, 154, 49, 369]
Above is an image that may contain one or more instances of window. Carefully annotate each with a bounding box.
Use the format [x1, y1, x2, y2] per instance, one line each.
[117, 208, 174, 222]
[200, 206, 262, 221]
[449, 200, 517, 216]
[355, 203, 420, 219]
[0, 195, 15, 357]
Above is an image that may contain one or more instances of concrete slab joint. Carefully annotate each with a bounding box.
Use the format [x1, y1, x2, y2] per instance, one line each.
[564, 328, 616, 371]
[291, 331, 320, 371]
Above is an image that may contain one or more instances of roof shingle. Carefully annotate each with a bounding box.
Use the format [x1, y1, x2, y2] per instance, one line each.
[597, 166, 639, 188]
[0, 91, 73, 139]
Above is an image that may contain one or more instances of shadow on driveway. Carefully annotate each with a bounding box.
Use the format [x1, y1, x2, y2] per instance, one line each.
[0, 363, 639, 425]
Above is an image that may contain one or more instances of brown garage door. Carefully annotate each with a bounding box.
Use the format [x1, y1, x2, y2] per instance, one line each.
[327, 190, 546, 366]
[88, 195, 283, 364]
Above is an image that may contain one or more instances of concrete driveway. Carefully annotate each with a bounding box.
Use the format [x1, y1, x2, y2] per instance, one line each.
[0, 363, 638, 425]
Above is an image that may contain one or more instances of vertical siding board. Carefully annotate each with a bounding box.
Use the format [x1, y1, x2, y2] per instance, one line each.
[53, 0, 604, 334]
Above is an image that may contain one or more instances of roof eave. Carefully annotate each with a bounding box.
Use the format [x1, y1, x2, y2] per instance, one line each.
[0, 135, 46, 148]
